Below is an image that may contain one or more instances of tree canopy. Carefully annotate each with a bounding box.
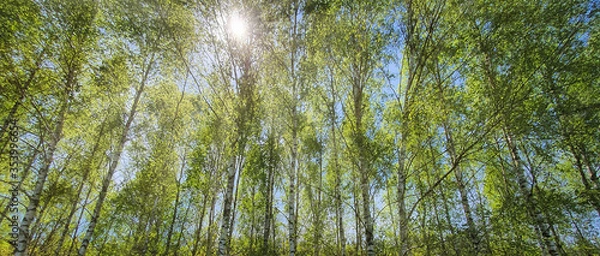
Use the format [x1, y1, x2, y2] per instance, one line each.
[1, 0, 599, 255]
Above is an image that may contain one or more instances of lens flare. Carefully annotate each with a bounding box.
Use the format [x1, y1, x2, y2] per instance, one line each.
[228, 13, 247, 40]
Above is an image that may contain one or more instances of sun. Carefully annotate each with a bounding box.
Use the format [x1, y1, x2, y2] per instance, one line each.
[228, 13, 247, 40]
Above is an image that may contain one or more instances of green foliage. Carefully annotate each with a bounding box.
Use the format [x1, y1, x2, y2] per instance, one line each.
[2, 0, 599, 255]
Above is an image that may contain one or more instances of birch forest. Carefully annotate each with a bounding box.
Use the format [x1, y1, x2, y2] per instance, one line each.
[1, 0, 599, 255]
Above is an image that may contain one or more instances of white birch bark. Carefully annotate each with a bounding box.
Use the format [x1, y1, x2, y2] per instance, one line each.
[217, 157, 239, 256]
[505, 132, 559, 256]
[443, 124, 481, 254]
[16, 100, 68, 256]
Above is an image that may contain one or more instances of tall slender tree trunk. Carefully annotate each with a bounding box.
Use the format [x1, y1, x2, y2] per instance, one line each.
[287, 9, 300, 256]
[96, 216, 116, 255]
[40, 209, 66, 252]
[348, 22, 375, 252]
[353, 176, 362, 254]
[138, 196, 159, 255]
[581, 149, 600, 194]
[288, 135, 298, 256]
[68, 182, 93, 255]
[570, 144, 600, 216]
[217, 20, 256, 254]
[416, 177, 430, 256]
[313, 150, 323, 256]
[200, 153, 219, 256]
[207, 195, 216, 256]
[191, 194, 207, 256]
[479, 35, 559, 255]
[0, 141, 39, 227]
[335, 160, 346, 256]
[397, 144, 410, 256]
[78, 54, 154, 256]
[30, 192, 59, 254]
[262, 162, 273, 254]
[151, 194, 163, 256]
[397, 0, 417, 254]
[327, 68, 346, 256]
[16, 97, 69, 256]
[55, 119, 107, 255]
[0, 48, 45, 152]
[249, 186, 256, 253]
[29, 158, 71, 240]
[440, 184, 460, 255]
[174, 197, 191, 256]
[443, 124, 480, 254]
[227, 156, 243, 249]
[130, 198, 148, 253]
[433, 187, 455, 255]
[504, 131, 559, 256]
[163, 76, 189, 256]
[359, 148, 374, 256]
[263, 132, 276, 255]
[217, 156, 239, 256]
[165, 155, 187, 256]
[164, 182, 181, 255]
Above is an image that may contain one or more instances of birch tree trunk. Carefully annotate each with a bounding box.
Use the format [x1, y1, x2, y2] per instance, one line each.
[352, 74, 375, 256]
[442, 124, 480, 254]
[77, 54, 154, 256]
[478, 32, 560, 255]
[504, 131, 559, 256]
[397, 143, 410, 256]
[353, 173, 362, 254]
[165, 158, 186, 256]
[313, 150, 323, 256]
[174, 198, 191, 256]
[398, 1, 416, 254]
[227, 156, 243, 249]
[0, 48, 45, 152]
[327, 68, 346, 256]
[0, 141, 39, 227]
[288, 136, 298, 256]
[207, 195, 216, 256]
[263, 132, 276, 254]
[191, 194, 207, 256]
[55, 119, 107, 255]
[569, 144, 600, 216]
[287, 2, 301, 254]
[16, 98, 68, 256]
[217, 157, 239, 256]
